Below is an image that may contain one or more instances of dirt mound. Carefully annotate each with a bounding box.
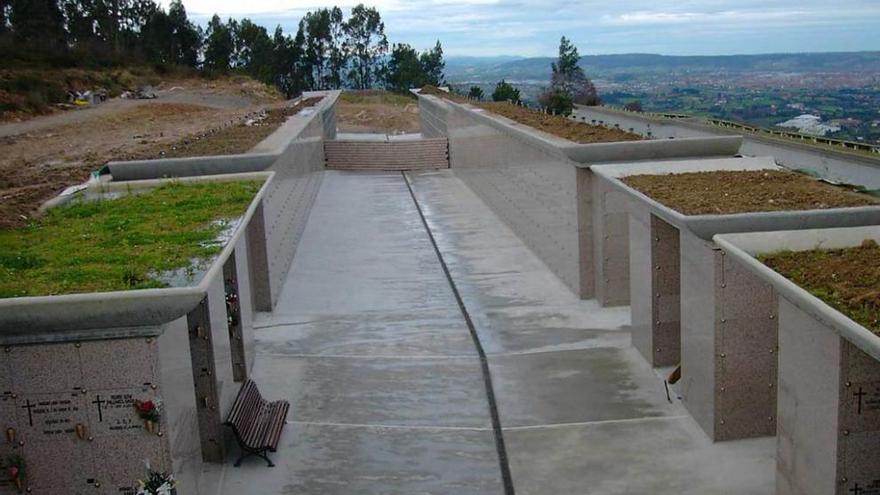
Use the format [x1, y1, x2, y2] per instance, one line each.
[419, 85, 640, 144]
[622, 169, 877, 215]
[337, 91, 420, 134]
[761, 239, 880, 334]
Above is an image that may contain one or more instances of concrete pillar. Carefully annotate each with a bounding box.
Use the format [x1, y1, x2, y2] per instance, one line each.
[777, 298, 880, 495]
[680, 231, 777, 441]
[629, 209, 681, 367]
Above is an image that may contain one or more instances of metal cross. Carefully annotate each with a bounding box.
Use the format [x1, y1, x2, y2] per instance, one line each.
[92, 395, 106, 422]
[21, 399, 35, 427]
[854, 387, 867, 415]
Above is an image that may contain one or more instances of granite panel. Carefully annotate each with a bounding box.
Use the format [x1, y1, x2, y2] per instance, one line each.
[91, 435, 167, 493]
[15, 392, 89, 445]
[839, 431, 880, 495]
[78, 338, 157, 392]
[22, 436, 95, 493]
[9, 343, 82, 394]
[87, 387, 156, 438]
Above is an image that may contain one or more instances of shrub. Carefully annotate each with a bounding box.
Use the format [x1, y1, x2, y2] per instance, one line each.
[492, 79, 520, 103]
[538, 88, 574, 116]
[467, 85, 483, 100]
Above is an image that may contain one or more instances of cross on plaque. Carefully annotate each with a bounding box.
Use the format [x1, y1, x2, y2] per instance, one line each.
[21, 399, 35, 427]
[92, 395, 106, 422]
[855, 387, 867, 415]
[850, 482, 862, 494]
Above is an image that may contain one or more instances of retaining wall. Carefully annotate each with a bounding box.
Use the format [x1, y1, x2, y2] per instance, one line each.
[417, 93, 742, 301]
[102, 90, 339, 309]
[577, 105, 880, 190]
[324, 138, 449, 170]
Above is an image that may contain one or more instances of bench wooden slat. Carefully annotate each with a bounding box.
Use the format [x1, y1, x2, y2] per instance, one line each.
[224, 379, 289, 467]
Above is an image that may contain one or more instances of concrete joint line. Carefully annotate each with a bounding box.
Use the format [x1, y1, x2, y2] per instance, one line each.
[402, 171, 517, 495]
[284, 420, 493, 431]
[502, 415, 690, 431]
[257, 352, 478, 360]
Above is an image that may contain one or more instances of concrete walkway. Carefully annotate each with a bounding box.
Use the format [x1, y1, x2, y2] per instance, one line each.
[206, 169, 775, 494]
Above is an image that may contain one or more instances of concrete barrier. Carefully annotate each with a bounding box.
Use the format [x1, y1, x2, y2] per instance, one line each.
[105, 91, 339, 182]
[576, 105, 880, 190]
[324, 138, 449, 170]
[417, 92, 742, 305]
[0, 173, 272, 494]
[715, 227, 880, 495]
[593, 157, 880, 442]
[100, 91, 339, 310]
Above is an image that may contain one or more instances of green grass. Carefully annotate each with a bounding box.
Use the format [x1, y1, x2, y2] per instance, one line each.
[0, 180, 263, 298]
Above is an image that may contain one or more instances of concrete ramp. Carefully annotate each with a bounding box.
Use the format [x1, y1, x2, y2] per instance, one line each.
[324, 137, 449, 170]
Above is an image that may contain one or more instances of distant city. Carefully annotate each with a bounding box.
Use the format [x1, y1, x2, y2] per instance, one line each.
[446, 52, 880, 144]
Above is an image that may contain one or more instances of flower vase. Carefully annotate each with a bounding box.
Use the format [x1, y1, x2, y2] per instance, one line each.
[14, 477, 22, 491]
[144, 420, 154, 434]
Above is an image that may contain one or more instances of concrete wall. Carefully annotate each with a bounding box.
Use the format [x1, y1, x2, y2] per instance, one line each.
[324, 138, 449, 170]
[419, 95, 586, 296]
[576, 106, 880, 189]
[418, 94, 743, 302]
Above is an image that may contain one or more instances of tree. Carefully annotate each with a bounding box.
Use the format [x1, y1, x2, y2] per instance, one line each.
[204, 15, 234, 71]
[468, 86, 484, 100]
[167, 0, 200, 67]
[538, 88, 574, 116]
[0, 0, 9, 37]
[492, 80, 520, 102]
[9, 0, 66, 47]
[385, 43, 423, 91]
[419, 40, 444, 86]
[344, 4, 387, 89]
[233, 18, 274, 82]
[299, 8, 334, 89]
[325, 6, 346, 89]
[623, 100, 643, 112]
[547, 36, 600, 106]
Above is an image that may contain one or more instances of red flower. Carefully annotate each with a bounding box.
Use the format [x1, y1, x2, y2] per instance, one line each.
[7, 466, 19, 479]
[135, 400, 155, 413]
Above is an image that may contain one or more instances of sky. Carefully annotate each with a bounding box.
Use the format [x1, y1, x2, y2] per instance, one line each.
[166, 0, 880, 57]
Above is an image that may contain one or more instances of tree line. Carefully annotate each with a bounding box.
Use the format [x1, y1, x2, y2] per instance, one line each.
[0, 1, 445, 96]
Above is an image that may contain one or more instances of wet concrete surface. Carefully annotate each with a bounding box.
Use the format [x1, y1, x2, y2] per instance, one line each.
[205, 169, 774, 494]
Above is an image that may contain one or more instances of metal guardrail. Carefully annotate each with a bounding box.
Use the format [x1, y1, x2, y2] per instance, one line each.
[600, 105, 880, 155]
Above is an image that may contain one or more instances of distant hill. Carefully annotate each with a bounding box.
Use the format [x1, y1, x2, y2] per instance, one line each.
[445, 52, 880, 83]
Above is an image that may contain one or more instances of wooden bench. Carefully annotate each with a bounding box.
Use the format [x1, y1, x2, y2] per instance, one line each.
[224, 379, 290, 467]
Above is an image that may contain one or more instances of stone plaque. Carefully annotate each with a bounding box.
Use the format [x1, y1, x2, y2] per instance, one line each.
[22, 436, 95, 493]
[841, 432, 880, 495]
[88, 388, 156, 437]
[79, 339, 157, 392]
[16, 393, 88, 444]
[842, 381, 880, 432]
[9, 344, 82, 394]
[91, 435, 166, 494]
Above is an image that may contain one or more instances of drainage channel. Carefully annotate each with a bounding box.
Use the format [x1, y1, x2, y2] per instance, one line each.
[402, 171, 516, 495]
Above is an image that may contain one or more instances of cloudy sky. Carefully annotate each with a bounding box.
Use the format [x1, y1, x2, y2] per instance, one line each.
[169, 0, 880, 57]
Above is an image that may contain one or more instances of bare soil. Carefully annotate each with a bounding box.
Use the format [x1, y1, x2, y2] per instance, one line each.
[0, 76, 283, 230]
[119, 97, 322, 160]
[622, 170, 878, 215]
[336, 91, 420, 134]
[761, 239, 880, 334]
[420, 85, 641, 144]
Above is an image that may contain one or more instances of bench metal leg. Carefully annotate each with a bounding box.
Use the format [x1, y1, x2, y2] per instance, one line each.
[233, 447, 275, 468]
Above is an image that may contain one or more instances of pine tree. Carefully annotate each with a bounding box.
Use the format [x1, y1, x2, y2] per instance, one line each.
[9, 0, 67, 47]
[344, 4, 387, 89]
[419, 40, 445, 87]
